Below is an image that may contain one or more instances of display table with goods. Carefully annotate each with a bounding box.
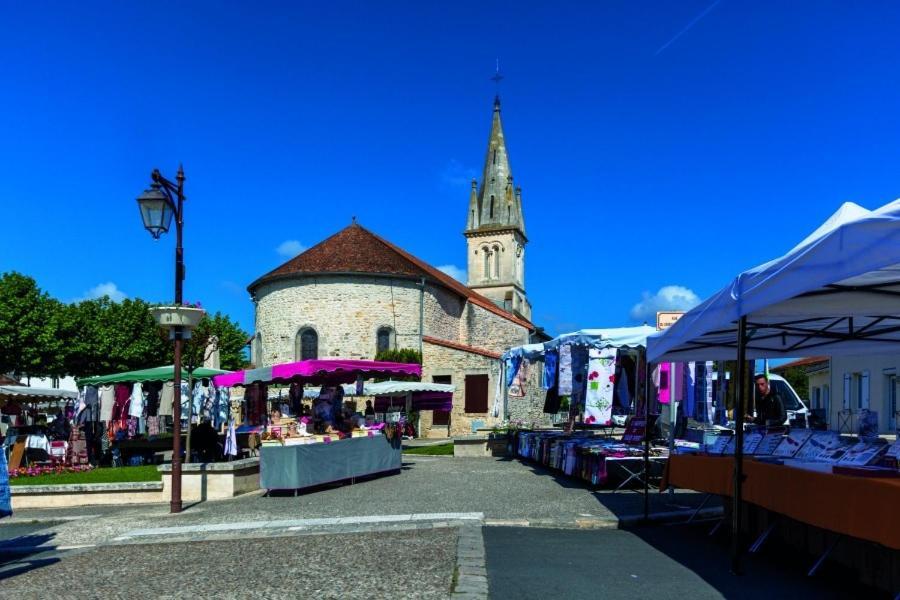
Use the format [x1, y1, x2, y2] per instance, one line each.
[213, 359, 427, 494]
[661, 430, 900, 550]
[516, 425, 667, 488]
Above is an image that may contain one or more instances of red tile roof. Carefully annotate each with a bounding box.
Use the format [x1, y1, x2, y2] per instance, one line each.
[771, 356, 829, 372]
[249, 223, 533, 330]
[423, 336, 502, 359]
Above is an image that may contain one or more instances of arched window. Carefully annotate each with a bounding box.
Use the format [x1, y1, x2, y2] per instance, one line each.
[296, 328, 318, 360]
[483, 249, 491, 280]
[493, 245, 501, 279]
[376, 326, 395, 354]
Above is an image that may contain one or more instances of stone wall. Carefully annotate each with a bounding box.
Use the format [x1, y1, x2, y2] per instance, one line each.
[460, 302, 531, 354]
[506, 357, 553, 428]
[421, 341, 502, 437]
[254, 275, 427, 364]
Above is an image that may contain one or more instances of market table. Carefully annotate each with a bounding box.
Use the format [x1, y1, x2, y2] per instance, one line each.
[260, 434, 401, 491]
[661, 454, 900, 550]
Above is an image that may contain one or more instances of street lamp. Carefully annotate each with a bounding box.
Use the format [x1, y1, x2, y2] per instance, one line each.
[137, 165, 187, 514]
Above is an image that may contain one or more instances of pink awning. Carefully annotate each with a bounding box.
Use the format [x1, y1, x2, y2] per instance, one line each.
[212, 359, 421, 387]
[212, 372, 246, 387]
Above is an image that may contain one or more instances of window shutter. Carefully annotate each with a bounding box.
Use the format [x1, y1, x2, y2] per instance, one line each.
[862, 370, 870, 409]
[464, 374, 489, 413]
[843, 374, 851, 410]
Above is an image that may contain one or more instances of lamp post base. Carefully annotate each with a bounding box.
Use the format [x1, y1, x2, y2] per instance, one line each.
[170, 500, 183, 514]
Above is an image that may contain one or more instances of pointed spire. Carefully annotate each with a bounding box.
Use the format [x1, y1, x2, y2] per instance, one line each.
[465, 96, 525, 237]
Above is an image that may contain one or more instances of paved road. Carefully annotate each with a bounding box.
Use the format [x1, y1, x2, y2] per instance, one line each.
[5, 457, 714, 548]
[0, 528, 456, 599]
[483, 525, 883, 600]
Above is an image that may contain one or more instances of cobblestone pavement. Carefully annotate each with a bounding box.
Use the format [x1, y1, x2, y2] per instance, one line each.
[0, 528, 457, 599]
[4, 457, 714, 549]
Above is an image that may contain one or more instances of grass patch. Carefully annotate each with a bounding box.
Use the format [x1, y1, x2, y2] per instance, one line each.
[403, 443, 454, 456]
[10, 465, 162, 487]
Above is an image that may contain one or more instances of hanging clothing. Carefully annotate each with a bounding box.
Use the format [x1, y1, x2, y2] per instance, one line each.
[504, 356, 522, 387]
[144, 382, 161, 417]
[570, 346, 589, 413]
[158, 382, 175, 416]
[224, 420, 238, 457]
[682, 361, 697, 418]
[658, 363, 671, 405]
[695, 361, 714, 424]
[98, 385, 115, 422]
[77, 386, 100, 424]
[558, 345, 573, 396]
[584, 348, 617, 425]
[542, 355, 561, 413]
[215, 386, 231, 429]
[180, 382, 191, 421]
[615, 362, 632, 410]
[543, 350, 558, 390]
[128, 382, 144, 418]
[112, 384, 131, 422]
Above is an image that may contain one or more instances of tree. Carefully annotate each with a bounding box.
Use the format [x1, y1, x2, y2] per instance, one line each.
[63, 297, 169, 377]
[778, 366, 809, 401]
[0, 272, 62, 378]
[374, 348, 421, 381]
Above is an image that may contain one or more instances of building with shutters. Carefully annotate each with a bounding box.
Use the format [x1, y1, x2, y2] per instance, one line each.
[777, 354, 900, 434]
[246, 97, 542, 437]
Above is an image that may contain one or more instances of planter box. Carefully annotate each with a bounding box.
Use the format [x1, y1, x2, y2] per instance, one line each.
[150, 306, 205, 330]
[159, 457, 259, 502]
[12, 482, 163, 509]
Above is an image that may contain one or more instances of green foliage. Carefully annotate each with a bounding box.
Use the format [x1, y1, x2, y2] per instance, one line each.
[778, 366, 810, 401]
[9, 465, 161, 486]
[375, 348, 422, 364]
[0, 272, 62, 377]
[0, 271, 249, 378]
[403, 443, 453, 456]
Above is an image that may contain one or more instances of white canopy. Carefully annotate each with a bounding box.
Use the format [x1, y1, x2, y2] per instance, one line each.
[648, 200, 900, 362]
[0, 386, 78, 402]
[299, 381, 455, 399]
[503, 325, 656, 360]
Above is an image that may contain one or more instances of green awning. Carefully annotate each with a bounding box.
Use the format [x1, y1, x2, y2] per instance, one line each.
[77, 365, 230, 386]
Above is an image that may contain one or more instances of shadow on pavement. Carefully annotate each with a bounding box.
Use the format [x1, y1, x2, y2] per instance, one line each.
[484, 524, 885, 600]
[512, 457, 718, 518]
[0, 533, 61, 581]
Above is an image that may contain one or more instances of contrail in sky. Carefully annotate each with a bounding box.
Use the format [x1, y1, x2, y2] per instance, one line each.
[655, 0, 724, 55]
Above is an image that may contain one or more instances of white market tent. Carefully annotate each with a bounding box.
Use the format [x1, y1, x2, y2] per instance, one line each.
[648, 200, 900, 363]
[503, 325, 657, 361]
[645, 199, 900, 572]
[0, 386, 78, 402]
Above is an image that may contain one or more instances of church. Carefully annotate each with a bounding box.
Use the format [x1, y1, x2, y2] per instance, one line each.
[247, 97, 541, 437]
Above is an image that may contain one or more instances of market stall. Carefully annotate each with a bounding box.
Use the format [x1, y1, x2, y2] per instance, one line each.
[75, 365, 230, 466]
[501, 327, 665, 489]
[0, 386, 79, 469]
[211, 359, 422, 493]
[648, 199, 900, 575]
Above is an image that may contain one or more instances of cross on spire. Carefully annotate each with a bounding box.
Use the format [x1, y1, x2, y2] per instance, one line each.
[490, 59, 504, 106]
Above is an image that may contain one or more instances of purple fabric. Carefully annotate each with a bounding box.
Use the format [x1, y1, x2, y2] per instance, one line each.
[214, 360, 421, 387]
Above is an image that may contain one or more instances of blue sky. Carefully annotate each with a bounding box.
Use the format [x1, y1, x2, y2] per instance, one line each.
[3, 2, 900, 337]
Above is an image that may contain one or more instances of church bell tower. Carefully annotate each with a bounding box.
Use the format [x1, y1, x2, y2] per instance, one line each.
[465, 96, 531, 321]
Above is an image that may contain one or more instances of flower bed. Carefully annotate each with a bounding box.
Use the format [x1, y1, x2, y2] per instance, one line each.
[9, 464, 93, 479]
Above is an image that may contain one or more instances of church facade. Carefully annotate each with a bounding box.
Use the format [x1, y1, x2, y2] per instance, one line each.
[247, 98, 539, 436]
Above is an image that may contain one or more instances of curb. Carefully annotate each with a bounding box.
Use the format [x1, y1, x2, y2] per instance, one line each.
[452, 525, 488, 599]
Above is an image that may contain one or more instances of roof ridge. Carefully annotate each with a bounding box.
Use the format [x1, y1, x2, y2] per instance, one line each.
[359, 226, 533, 329]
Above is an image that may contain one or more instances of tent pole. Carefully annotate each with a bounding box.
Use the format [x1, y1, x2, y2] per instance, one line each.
[643, 355, 652, 523]
[731, 315, 748, 574]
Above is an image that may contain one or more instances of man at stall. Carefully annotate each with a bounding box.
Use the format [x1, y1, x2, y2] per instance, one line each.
[750, 373, 786, 428]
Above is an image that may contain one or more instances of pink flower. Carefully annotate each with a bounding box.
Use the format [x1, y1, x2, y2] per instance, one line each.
[585, 416, 596, 424]
[588, 371, 599, 381]
[608, 375, 616, 383]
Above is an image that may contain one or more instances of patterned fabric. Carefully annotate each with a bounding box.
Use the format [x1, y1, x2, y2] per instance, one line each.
[558, 345, 573, 396]
[584, 348, 616, 425]
[543, 350, 558, 390]
[147, 416, 160, 437]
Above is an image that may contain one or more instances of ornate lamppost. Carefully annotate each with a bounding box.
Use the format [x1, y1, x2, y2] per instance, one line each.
[136, 165, 202, 514]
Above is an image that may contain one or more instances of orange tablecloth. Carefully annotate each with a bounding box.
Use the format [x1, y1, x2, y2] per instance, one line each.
[663, 454, 900, 550]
